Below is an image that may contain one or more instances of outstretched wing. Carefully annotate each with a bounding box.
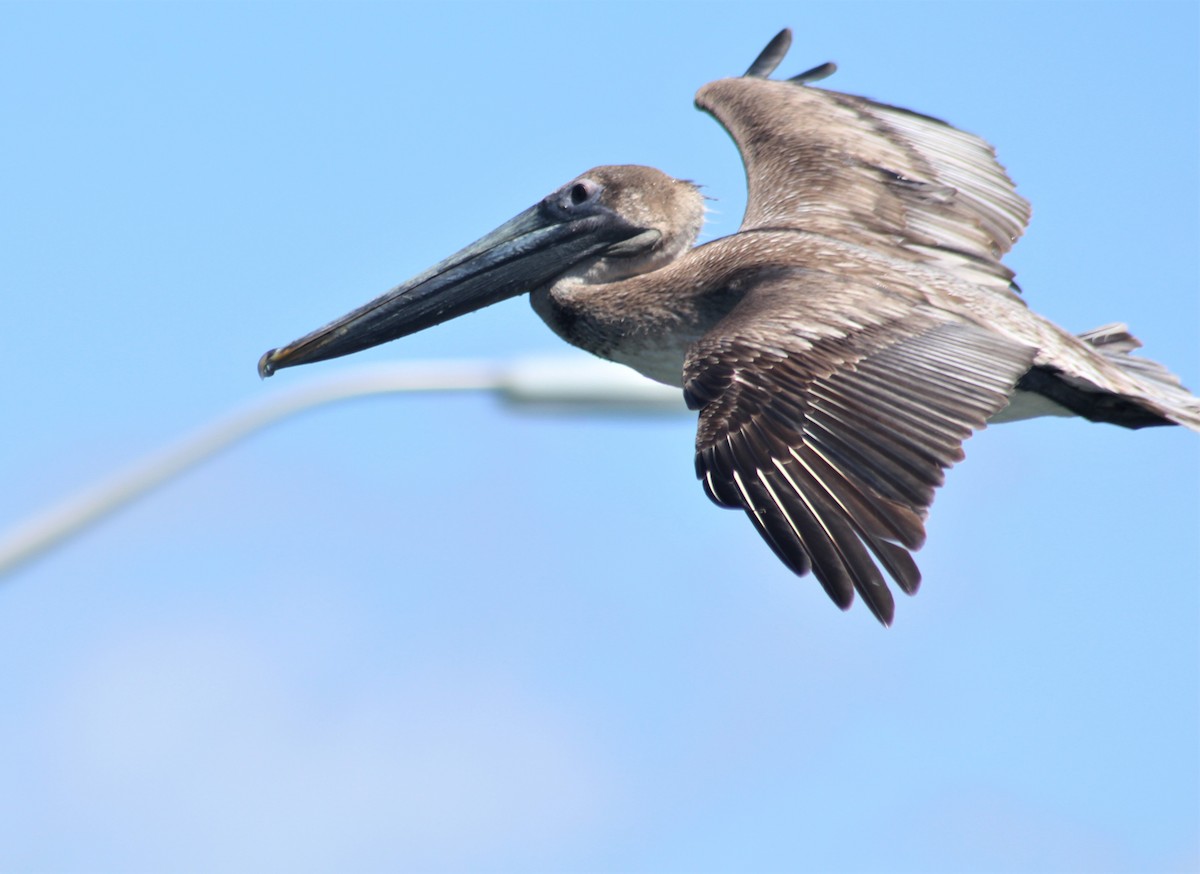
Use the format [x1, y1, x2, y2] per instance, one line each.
[684, 269, 1036, 624]
[695, 29, 1030, 293]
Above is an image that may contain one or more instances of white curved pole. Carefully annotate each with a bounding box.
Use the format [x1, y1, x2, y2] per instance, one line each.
[0, 357, 687, 578]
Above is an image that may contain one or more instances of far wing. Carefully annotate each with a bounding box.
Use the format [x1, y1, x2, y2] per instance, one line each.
[684, 270, 1036, 624]
[695, 30, 1030, 292]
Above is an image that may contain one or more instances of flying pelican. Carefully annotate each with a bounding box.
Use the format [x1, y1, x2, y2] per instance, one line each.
[259, 30, 1200, 624]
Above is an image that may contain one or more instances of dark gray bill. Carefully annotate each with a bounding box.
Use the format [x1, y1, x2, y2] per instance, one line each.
[258, 199, 645, 378]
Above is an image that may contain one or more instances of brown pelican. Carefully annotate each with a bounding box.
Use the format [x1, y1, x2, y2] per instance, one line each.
[259, 30, 1200, 625]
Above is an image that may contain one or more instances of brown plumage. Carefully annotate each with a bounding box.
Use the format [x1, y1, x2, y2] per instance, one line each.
[260, 29, 1199, 624]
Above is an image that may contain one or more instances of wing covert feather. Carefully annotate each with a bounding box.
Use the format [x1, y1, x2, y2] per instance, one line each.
[695, 71, 1030, 292]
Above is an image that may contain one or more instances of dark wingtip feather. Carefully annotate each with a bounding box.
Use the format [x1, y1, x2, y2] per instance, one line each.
[866, 596, 895, 627]
[744, 29, 792, 78]
[866, 536, 922, 596]
[858, 579, 896, 626]
[790, 61, 837, 85]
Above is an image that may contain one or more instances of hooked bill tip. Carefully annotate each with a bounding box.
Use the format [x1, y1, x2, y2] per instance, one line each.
[257, 349, 279, 379]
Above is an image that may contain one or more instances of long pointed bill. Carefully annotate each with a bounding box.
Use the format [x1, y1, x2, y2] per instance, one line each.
[258, 202, 644, 378]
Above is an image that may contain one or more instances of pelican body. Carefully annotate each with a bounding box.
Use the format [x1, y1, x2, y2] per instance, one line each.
[260, 30, 1199, 624]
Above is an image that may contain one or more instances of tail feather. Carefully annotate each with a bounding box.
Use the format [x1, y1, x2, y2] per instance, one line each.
[1074, 323, 1200, 432]
[1078, 323, 1189, 388]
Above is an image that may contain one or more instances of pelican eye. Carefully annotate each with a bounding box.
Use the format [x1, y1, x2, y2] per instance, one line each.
[569, 180, 600, 207]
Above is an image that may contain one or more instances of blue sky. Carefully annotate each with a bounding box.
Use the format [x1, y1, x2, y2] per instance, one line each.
[1, 2, 1197, 871]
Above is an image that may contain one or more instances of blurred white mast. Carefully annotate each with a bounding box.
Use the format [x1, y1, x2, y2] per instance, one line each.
[0, 357, 686, 578]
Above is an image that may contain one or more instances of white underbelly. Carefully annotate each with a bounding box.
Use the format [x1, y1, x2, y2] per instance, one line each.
[604, 344, 689, 388]
[988, 389, 1073, 423]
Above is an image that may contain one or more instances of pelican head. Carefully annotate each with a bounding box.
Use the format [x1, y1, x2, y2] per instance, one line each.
[258, 164, 703, 377]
